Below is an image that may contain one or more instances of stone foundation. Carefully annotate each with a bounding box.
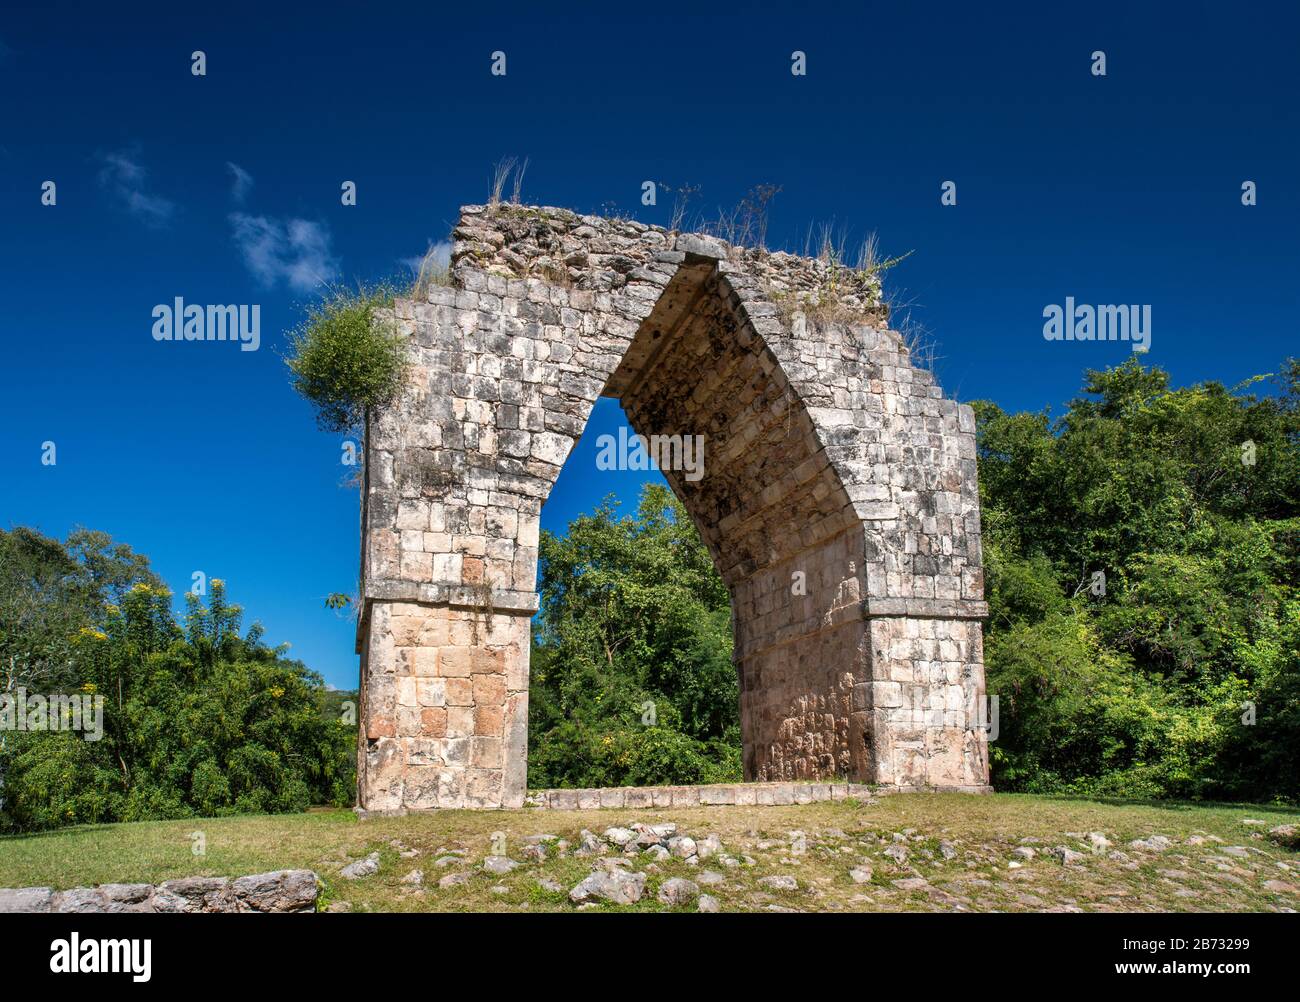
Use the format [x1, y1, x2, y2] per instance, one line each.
[354, 780, 990, 817]
[356, 204, 989, 811]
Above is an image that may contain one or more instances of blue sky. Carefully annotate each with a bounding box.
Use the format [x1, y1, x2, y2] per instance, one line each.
[1, 1, 1297, 689]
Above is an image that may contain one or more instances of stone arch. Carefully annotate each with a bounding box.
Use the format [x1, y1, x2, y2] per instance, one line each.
[355, 205, 989, 811]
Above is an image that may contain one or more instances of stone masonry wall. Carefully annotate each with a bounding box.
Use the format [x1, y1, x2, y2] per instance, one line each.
[734, 528, 869, 782]
[356, 203, 989, 811]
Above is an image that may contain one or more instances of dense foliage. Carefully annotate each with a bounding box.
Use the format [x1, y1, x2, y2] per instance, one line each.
[0, 529, 354, 833]
[527, 485, 743, 788]
[977, 358, 1300, 803]
[285, 285, 406, 434]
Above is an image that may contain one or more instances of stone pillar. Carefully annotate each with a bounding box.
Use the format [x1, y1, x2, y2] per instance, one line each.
[865, 615, 989, 790]
[357, 599, 532, 811]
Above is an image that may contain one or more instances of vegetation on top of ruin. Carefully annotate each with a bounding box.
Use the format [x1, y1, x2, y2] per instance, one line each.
[284, 240, 454, 436]
[285, 284, 409, 435]
[474, 168, 907, 332]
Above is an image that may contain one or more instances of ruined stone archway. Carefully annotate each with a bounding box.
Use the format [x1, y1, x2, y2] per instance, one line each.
[355, 204, 990, 811]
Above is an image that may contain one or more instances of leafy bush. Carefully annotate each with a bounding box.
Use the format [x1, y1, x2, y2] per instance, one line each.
[285, 285, 407, 433]
[0, 530, 355, 833]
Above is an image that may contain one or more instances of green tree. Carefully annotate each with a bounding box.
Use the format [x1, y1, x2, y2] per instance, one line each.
[977, 358, 1300, 802]
[0, 532, 355, 832]
[528, 484, 740, 788]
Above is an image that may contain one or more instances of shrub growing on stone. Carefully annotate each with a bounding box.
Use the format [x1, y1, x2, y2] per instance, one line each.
[285, 285, 407, 434]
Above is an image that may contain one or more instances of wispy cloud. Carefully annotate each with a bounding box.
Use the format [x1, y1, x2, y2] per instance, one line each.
[226, 162, 253, 204]
[96, 149, 175, 227]
[229, 213, 339, 292]
[400, 239, 452, 275]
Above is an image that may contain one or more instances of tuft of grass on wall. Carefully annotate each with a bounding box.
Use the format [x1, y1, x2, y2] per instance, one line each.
[285, 284, 408, 434]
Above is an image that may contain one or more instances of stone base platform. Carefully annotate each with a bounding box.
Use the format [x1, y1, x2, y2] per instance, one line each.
[354, 781, 993, 817]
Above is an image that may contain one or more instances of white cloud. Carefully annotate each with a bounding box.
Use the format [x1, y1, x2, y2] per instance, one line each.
[96, 149, 175, 227]
[229, 213, 340, 292]
[226, 162, 253, 204]
[400, 239, 452, 275]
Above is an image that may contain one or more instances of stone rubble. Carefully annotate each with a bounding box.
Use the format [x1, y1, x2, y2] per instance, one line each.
[340, 852, 381, 879]
[569, 869, 646, 905]
[0, 870, 319, 914]
[657, 878, 700, 906]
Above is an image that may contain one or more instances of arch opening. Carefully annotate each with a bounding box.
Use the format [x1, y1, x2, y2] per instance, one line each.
[602, 262, 870, 785]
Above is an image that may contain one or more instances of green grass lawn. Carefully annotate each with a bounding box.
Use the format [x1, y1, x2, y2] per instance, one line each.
[2, 793, 1297, 912]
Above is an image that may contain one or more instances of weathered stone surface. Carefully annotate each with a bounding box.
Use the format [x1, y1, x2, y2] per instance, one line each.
[340, 852, 381, 879]
[1268, 824, 1299, 849]
[0, 886, 54, 913]
[569, 869, 647, 905]
[153, 876, 234, 912]
[520, 844, 546, 863]
[1, 872, 318, 913]
[657, 877, 700, 906]
[1129, 836, 1172, 852]
[357, 204, 990, 810]
[230, 870, 319, 913]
